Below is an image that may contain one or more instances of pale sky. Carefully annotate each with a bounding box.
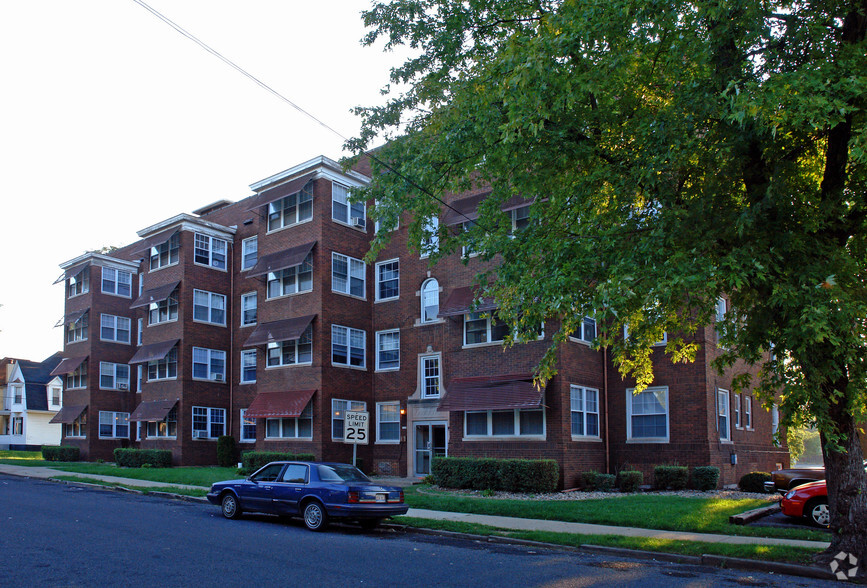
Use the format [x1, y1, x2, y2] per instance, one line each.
[0, 1, 407, 361]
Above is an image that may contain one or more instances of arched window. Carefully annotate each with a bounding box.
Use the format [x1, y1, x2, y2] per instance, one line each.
[421, 278, 439, 323]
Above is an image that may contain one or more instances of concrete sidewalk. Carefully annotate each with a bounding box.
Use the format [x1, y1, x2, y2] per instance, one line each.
[0, 463, 830, 550]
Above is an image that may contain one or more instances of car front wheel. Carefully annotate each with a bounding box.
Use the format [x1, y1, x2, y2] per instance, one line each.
[221, 493, 242, 520]
[302, 501, 328, 531]
[805, 498, 829, 527]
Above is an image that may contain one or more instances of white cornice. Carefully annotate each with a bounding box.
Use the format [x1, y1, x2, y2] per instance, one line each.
[136, 213, 236, 240]
[249, 155, 370, 192]
[59, 252, 140, 271]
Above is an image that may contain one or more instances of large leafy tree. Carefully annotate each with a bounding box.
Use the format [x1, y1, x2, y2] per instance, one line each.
[350, 0, 867, 561]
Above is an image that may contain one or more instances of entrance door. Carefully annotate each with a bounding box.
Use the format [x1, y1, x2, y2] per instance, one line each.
[414, 422, 447, 476]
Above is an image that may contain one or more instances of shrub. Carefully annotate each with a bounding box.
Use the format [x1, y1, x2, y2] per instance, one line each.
[691, 466, 720, 491]
[216, 436, 237, 468]
[431, 457, 559, 493]
[739, 471, 772, 493]
[579, 471, 599, 490]
[114, 448, 172, 468]
[654, 465, 689, 490]
[617, 470, 644, 493]
[42, 446, 80, 462]
[240, 451, 316, 474]
[594, 473, 616, 492]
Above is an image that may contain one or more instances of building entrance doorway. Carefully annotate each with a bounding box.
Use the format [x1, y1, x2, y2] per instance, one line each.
[414, 422, 447, 476]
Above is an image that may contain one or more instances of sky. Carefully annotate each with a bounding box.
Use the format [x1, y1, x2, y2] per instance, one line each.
[0, 0, 409, 361]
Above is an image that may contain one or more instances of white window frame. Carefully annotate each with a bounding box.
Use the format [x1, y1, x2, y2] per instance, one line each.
[239, 408, 256, 443]
[376, 401, 400, 443]
[569, 316, 597, 344]
[192, 347, 227, 382]
[734, 393, 742, 429]
[99, 362, 130, 391]
[240, 349, 257, 383]
[716, 297, 727, 345]
[265, 404, 313, 440]
[463, 312, 509, 347]
[100, 314, 131, 344]
[67, 313, 88, 343]
[50, 386, 62, 408]
[267, 184, 313, 232]
[331, 252, 366, 299]
[146, 407, 177, 438]
[148, 347, 178, 381]
[626, 387, 669, 443]
[420, 278, 440, 323]
[241, 236, 258, 271]
[192, 406, 225, 439]
[332, 182, 365, 226]
[67, 268, 89, 298]
[331, 325, 366, 368]
[193, 289, 227, 326]
[240, 292, 257, 326]
[463, 408, 546, 439]
[420, 216, 439, 258]
[570, 385, 600, 438]
[149, 289, 179, 325]
[745, 395, 753, 429]
[461, 220, 480, 258]
[101, 267, 132, 298]
[375, 259, 400, 302]
[718, 389, 731, 442]
[65, 412, 86, 438]
[11, 384, 23, 405]
[266, 254, 313, 299]
[194, 233, 228, 270]
[149, 233, 180, 271]
[66, 362, 87, 389]
[374, 199, 399, 232]
[266, 326, 313, 367]
[98, 411, 130, 439]
[421, 355, 441, 399]
[510, 205, 531, 233]
[331, 399, 366, 440]
[375, 329, 400, 371]
[137, 318, 143, 346]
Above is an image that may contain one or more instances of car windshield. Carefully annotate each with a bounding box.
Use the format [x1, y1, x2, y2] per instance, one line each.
[317, 464, 370, 483]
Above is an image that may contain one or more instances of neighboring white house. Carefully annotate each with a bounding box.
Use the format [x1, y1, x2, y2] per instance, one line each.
[0, 353, 63, 449]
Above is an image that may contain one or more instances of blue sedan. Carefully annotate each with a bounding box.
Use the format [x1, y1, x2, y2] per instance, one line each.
[206, 461, 408, 531]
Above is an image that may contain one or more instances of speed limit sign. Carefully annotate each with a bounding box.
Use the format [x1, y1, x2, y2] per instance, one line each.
[343, 411, 369, 445]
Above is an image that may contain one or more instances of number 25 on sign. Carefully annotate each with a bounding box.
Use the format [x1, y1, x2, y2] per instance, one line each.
[343, 411, 369, 445]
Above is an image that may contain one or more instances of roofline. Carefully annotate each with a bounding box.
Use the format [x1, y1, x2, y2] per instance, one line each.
[59, 252, 141, 271]
[249, 155, 370, 192]
[136, 213, 236, 239]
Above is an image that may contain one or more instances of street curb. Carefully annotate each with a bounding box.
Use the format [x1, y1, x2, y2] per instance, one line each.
[729, 502, 780, 525]
[46, 476, 208, 503]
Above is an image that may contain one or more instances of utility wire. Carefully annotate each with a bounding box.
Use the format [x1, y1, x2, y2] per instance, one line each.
[131, 0, 479, 227]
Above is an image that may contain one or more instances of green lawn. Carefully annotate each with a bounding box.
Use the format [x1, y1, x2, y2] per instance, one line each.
[51, 476, 209, 498]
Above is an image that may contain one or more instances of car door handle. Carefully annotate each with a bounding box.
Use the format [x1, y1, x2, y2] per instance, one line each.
[263, 485, 272, 490]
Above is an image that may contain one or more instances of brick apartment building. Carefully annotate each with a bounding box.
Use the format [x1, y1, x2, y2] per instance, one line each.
[50, 155, 788, 487]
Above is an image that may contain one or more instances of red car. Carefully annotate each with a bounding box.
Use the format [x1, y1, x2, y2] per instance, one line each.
[781, 480, 828, 527]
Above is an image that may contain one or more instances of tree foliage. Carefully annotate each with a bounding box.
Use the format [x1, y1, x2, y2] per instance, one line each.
[351, 0, 867, 562]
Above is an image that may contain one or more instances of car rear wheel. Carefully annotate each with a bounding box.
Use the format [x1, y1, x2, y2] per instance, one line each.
[805, 498, 830, 527]
[221, 493, 242, 520]
[302, 501, 328, 531]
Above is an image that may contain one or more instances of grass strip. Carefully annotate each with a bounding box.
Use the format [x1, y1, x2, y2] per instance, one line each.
[51, 475, 208, 498]
[394, 516, 821, 565]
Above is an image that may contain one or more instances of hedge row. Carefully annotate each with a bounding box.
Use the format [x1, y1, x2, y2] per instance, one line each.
[579, 465, 721, 492]
[114, 448, 172, 468]
[241, 451, 316, 473]
[739, 471, 772, 493]
[431, 457, 559, 493]
[42, 446, 80, 462]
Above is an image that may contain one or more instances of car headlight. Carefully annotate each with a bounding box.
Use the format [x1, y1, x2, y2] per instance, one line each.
[785, 490, 796, 500]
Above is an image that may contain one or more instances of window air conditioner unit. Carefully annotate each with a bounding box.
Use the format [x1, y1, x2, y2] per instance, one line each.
[351, 217, 365, 229]
[214, 374, 224, 382]
[193, 430, 209, 439]
[117, 384, 128, 391]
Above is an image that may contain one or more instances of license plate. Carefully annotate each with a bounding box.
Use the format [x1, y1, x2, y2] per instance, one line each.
[376, 493, 387, 503]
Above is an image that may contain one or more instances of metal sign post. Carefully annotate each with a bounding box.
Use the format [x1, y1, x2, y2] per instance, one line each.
[343, 410, 369, 468]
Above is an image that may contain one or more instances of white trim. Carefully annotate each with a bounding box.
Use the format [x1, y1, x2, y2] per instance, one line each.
[376, 401, 401, 444]
[717, 389, 731, 442]
[375, 258, 400, 302]
[137, 213, 235, 240]
[625, 386, 669, 443]
[375, 329, 400, 371]
[249, 156, 370, 191]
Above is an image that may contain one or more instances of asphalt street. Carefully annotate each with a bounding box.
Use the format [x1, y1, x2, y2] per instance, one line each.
[1, 474, 838, 587]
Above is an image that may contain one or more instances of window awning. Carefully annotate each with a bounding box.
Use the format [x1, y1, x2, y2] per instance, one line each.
[130, 281, 180, 309]
[244, 389, 316, 419]
[129, 339, 179, 364]
[53, 263, 90, 285]
[244, 172, 317, 212]
[49, 404, 87, 424]
[54, 309, 89, 328]
[247, 241, 315, 278]
[132, 229, 179, 255]
[129, 399, 178, 422]
[442, 191, 534, 225]
[244, 315, 315, 347]
[49, 356, 88, 377]
[437, 286, 497, 318]
[437, 373, 543, 412]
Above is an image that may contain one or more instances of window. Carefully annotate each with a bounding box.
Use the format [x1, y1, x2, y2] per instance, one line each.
[377, 402, 400, 443]
[99, 362, 130, 390]
[716, 297, 727, 345]
[100, 314, 131, 344]
[149, 289, 178, 324]
[718, 389, 730, 441]
[137, 365, 143, 391]
[266, 404, 313, 439]
[421, 278, 439, 323]
[267, 326, 313, 367]
[332, 325, 365, 368]
[268, 183, 313, 231]
[332, 182, 365, 225]
[66, 361, 87, 389]
[99, 411, 130, 439]
[50, 387, 61, 407]
[267, 253, 313, 298]
[193, 289, 226, 325]
[421, 356, 441, 398]
[464, 312, 509, 346]
[11, 385, 23, 404]
[241, 236, 258, 270]
[375, 330, 400, 371]
[240, 292, 257, 326]
[101, 267, 132, 297]
[12, 417, 23, 436]
[771, 404, 779, 437]
[570, 385, 600, 437]
[192, 347, 226, 381]
[571, 316, 597, 343]
[331, 399, 366, 440]
[65, 411, 86, 438]
[465, 409, 545, 438]
[240, 349, 257, 383]
[332, 253, 365, 298]
[420, 216, 439, 258]
[626, 387, 669, 442]
[146, 407, 177, 438]
[150, 233, 180, 270]
[137, 318, 143, 345]
[67, 313, 88, 343]
[194, 233, 227, 269]
[510, 205, 531, 233]
[745, 396, 753, 429]
[148, 347, 177, 380]
[375, 259, 399, 301]
[461, 220, 480, 257]
[67, 268, 89, 297]
[734, 393, 742, 429]
[623, 324, 667, 346]
[192, 406, 225, 439]
[374, 199, 399, 233]
[240, 409, 256, 443]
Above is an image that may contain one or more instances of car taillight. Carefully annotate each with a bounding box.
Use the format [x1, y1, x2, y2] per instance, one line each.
[348, 491, 359, 503]
[399, 490, 404, 503]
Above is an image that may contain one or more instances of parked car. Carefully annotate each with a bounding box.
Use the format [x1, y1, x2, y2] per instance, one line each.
[206, 461, 408, 531]
[781, 479, 829, 527]
[764, 465, 825, 494]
